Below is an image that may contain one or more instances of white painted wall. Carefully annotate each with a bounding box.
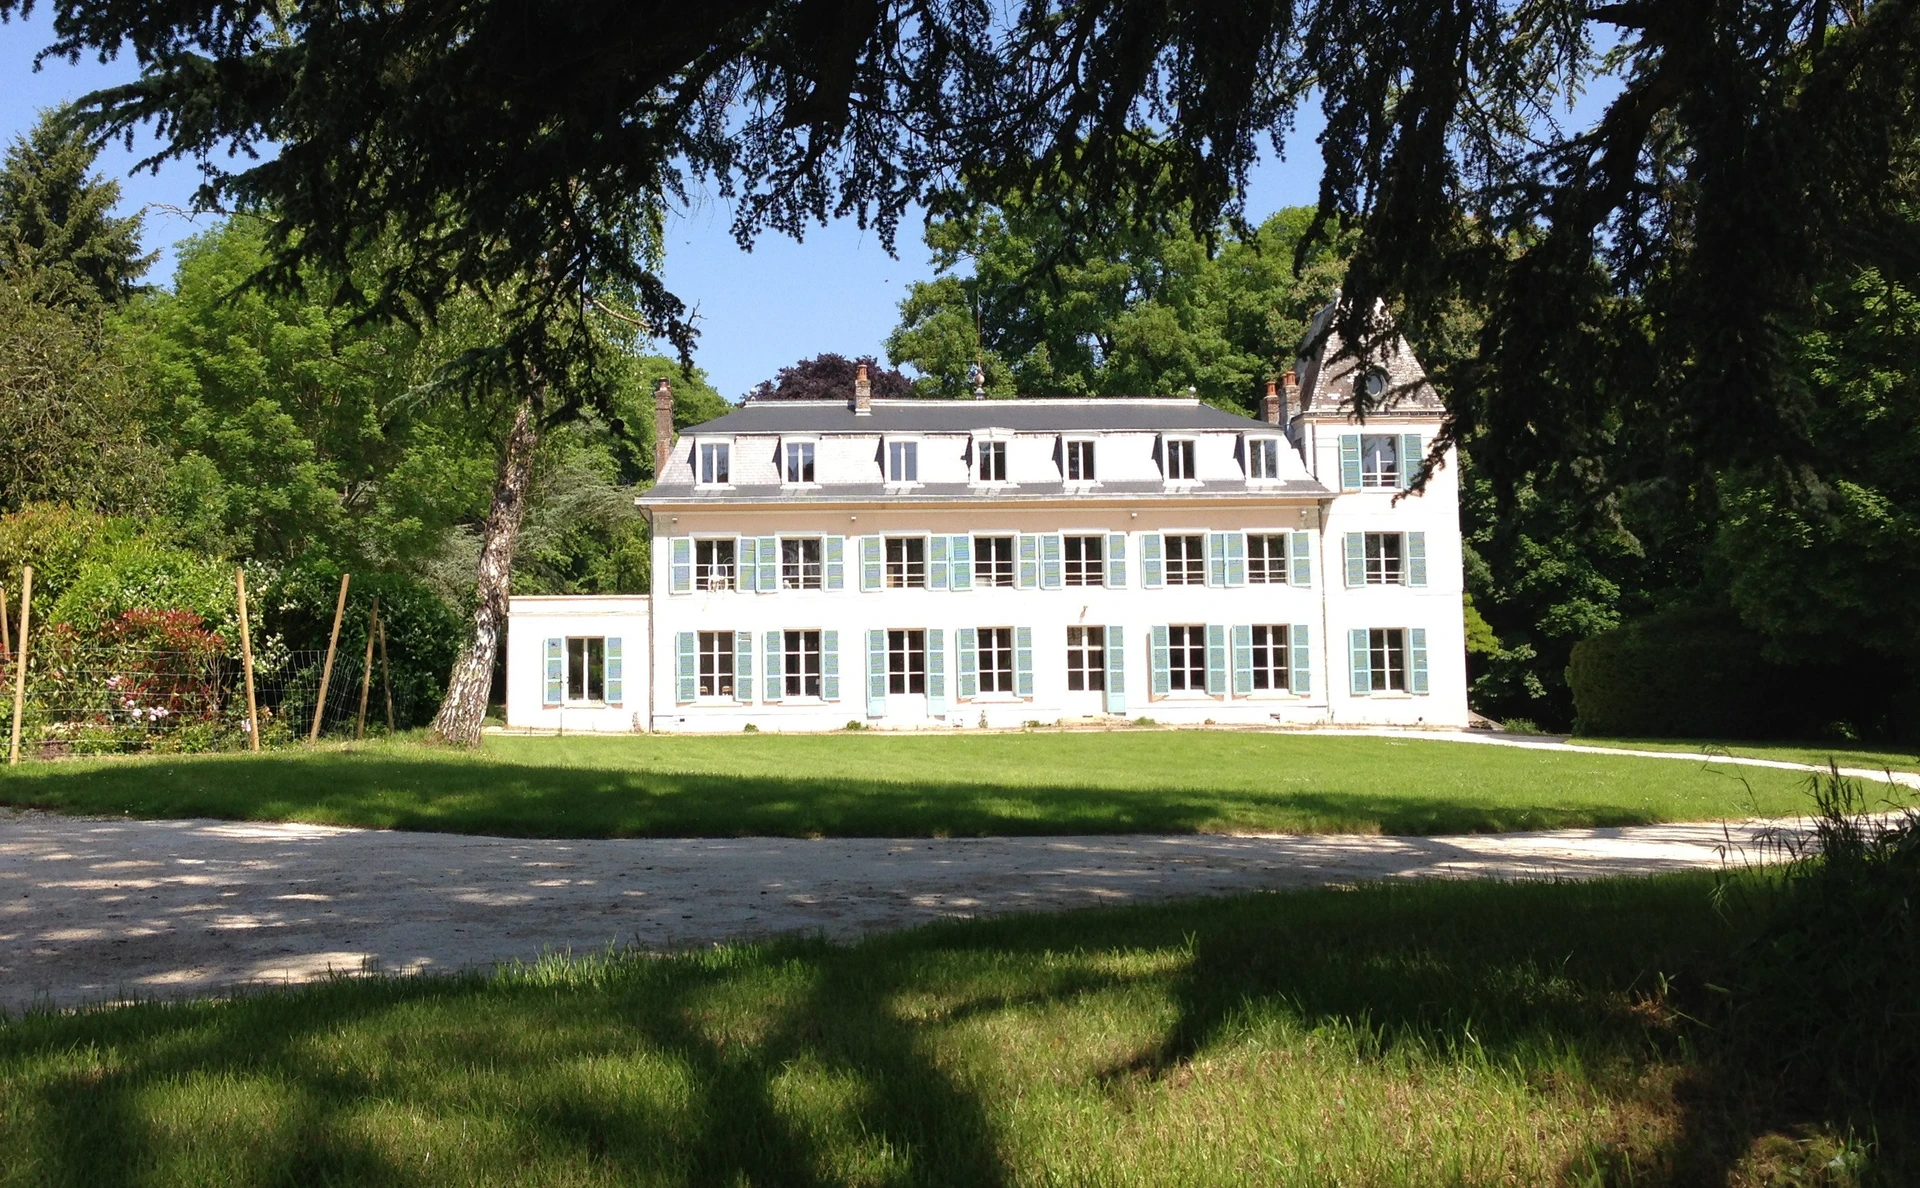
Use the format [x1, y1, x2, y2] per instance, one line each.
[505, 596, 651, 732]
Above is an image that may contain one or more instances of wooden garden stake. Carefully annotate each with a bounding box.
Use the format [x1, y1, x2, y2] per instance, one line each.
[7, 567, 31, 766]
[355, 597, 379, 739]
[375, 605, 395, 732]
[1, 581, 10, 665]
[236, 568, 260, 753]
[309, 573, 351, 742]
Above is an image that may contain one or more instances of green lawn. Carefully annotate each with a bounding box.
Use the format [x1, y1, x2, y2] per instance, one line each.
[0, 874, 1896, 1186]
[0, 731, 1831, 838]
[1574, 736, 1920, 773]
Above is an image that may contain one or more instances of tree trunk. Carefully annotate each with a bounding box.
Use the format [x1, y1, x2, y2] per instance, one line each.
[430, 391, 539, 746]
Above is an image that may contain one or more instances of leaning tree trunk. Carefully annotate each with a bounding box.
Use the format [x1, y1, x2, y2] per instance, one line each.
[431, 392, 539, 746]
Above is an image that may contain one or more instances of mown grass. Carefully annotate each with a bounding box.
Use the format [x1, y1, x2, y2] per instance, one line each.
[0, 873, 1902, 1187]
[1574, 736, 1920, 773]
[0, 731, 1823, 838]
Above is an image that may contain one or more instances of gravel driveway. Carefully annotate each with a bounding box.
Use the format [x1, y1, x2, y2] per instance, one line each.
[0, 808, 1798, 1012]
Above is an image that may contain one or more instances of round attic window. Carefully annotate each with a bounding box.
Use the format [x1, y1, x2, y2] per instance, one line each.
[1360, 369, 1388, 400]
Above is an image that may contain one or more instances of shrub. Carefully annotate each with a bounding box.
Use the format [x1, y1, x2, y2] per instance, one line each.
[260, 564, 463, 729]
[48, 537, 237, 638]
[1567, 607, 1792, 738]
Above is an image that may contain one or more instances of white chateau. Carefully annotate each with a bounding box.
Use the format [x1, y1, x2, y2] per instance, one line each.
[504, 312, 1468, 732]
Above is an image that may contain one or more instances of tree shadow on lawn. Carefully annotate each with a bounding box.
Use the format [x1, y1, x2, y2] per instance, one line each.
[5, 876, 1884, 1186]
[1, 752, 1669, 838]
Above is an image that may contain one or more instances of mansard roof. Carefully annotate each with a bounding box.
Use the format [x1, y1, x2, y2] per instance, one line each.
[1293, 302, 1444, 420]
[679, 396, 1268, 436]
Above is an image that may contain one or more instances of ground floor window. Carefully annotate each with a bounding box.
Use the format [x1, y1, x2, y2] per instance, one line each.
[1167, 625, 1206, 691]
[698, 631, 736, 698]
[566, 636, 606, 702]
[784, 630, 822, 698]
[1369, 628, 1408, 692]
[976, 627, 1015, 693]
[1251, 625, 1290, 691]
[1066, 626, 1106, 691]
[888, 629, 927, 694]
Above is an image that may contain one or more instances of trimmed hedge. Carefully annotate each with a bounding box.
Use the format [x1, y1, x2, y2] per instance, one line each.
[1568, 608, 1793, 739]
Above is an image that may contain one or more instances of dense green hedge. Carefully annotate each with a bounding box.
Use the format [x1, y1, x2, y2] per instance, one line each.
[1568, 608, 1794, 739]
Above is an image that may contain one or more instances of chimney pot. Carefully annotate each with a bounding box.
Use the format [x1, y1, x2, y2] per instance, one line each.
[652, 377, 675, 480]
[852, 362, 873, 415]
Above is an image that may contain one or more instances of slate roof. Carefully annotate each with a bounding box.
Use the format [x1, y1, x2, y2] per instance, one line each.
[637, 477, 1331, 505]
[1293, 301, 1444, 419]
[678, 397, 1269, 436]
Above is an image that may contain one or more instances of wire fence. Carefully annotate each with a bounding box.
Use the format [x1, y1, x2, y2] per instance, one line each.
[1, 644, 430, 760]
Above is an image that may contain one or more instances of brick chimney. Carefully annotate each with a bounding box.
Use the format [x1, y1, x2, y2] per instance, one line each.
[652, 376, 675, 479]
[851, 362, 872, 415]
[1262, 379, 1283, 425]
[1282, 369, 1301, 422]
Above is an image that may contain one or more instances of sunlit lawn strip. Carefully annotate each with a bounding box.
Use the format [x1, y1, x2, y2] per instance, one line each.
[1569, 736, 1920, 774]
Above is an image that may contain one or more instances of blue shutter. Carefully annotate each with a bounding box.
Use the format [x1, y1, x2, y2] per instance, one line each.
[543, 638, 563, 705]
[929, 535, 950, 591]
[1105, 533, 1127, 588]
[866, 629, 887, 717]
[1104, 625, 1126, 714]
[824, 535, 846, 591]
[758, 537, 778, 592]
[1339, 434, 1362, 491]
[1225, 533, 1246, 587]
[735, 536, 752, 590]
[927, 629, 947, 713]
[1349, 629, 1371, 696]
[1142, 533, 1164, 588]
[860, 536, 884, 591]
[957, 627, 978, 699]
[669, 538, 692, 594]
[1017, 534, 1039, 589]
[1040, 534, 1062, 590]
[1150, 625, 1171, 697]
[676, 632, 697, 703]
[1232, 625, 1253, 696]
[1406, 532, 1428, 587]
[1207, 532, 1228, 586]
[1345, 533, 1366, 587]
[1400, 434, 1422, 490]
[822, 630, 840, 701]
[606, 637, 623, 705]
[765, 630, 784, 701]
[1205, 625, 1227, 696]
[1409, 628, 1430, 694]
[1289, 530, 1313, 586]
[735, 631, 754, 702]
[1290, 624, 1312, 695]
[950, 535, 972, 590]
[1015, 626, 1034, 698]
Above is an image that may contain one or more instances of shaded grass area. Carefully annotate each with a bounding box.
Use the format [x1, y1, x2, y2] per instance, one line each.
[0, 731, 1817, 839]
[1574, 736, 1920, 774]
[0, 874, 1903, 1186]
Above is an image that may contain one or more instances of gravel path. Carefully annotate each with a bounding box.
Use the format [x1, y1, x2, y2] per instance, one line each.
[0, 808, 1802, 1013]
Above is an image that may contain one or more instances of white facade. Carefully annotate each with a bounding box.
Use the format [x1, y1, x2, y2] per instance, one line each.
[504, 319, 1469, 734]
[504, 596, 650, 732]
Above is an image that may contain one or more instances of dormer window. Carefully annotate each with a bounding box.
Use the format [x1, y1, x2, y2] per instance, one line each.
[1064, 439, 1096, 482]
[698, 441, 731, 486]
[1361, 435, 1400, 488]
[784, 440, 816, 484]
[977, 440, 1008, 483]
[887, 439, 919, 483]
[1163, 437, 1197, 481]
[1247, 437, 1281, 480]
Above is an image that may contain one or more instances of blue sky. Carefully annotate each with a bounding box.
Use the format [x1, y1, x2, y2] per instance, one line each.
[4, 14, 1611, 401]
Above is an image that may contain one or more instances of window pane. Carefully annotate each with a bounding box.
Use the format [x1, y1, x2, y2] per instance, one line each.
[567, 637, 586, 700]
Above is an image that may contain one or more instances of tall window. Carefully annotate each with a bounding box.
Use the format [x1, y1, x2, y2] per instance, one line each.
[1164, 438, 1197, 480]
[1251, 625, 1290, 691]
[885, 537, 926, 588]
[695, 539, 735, 590]
[782, 538, 823, 589]
[978, 440, 1008, 482]
[1248, 438, 1280, 479]
[1248, 534, 1288, 584]
[697, 631, 735, 698]
[699, 442, 731, 485]
[1165, 534, 1205, 585]
[783, 630, 822, 698]
[1364, 533, 1403, 584]
[975, 536, 1015, 586]
[1167, 625, 1206, 691]
[976, 627, 1015, 693]
[887, 629, 927, 694]
[565, 637, 606, 702]
[1064, 535, 1104, 586]
[1066, 626, 1106, 691]
[1065, 439, 1096, 481]
[1360, 435, 1399, 488]
[1368, 628, 1408, 692]
[785, 442, 815, 483]
[888, 440, 919, 482]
